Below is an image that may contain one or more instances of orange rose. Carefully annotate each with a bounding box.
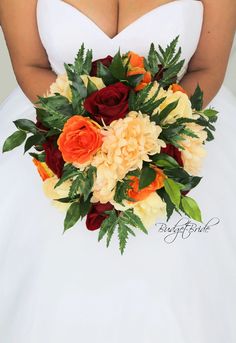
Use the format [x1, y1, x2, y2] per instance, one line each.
[127, 67, 152, 91]
[171, 83, 188, 95]
[128, 51, 145, 69]
[127, 166, 166, 202]
[33, 158, 54, 181]
[57, 115, 103, 164]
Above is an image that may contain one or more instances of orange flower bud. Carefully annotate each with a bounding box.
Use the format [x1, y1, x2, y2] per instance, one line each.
[127, 166, 166, 202]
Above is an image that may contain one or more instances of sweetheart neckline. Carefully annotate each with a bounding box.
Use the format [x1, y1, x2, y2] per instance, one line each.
[59, 0, 202, 40]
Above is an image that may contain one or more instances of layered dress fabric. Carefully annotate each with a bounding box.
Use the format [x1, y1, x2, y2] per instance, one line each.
[0, 1, 236, 342]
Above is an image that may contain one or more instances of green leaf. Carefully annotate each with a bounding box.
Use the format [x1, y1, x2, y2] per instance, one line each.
[80, 195, 92, 219]
[164, 178, 182, 208]
[2, 130, 27, 152]
[121, 209, 148, 234]
[127, 74, 144, 87]
[118, 222, 130, 255]
[87, 78, 98, 96]
[29, 152, 46, 162]
[98, 209, 118, 242]
[148, 43, 159, 76]
[36, 106, 68, 130]
[109, 49, 127, 80]
[160, 60, 185, 87]
[24, 134, 45, 153]
[156, 99, 179, 124]
[13, 119, 38, 134]
[83, 49, 93, 75]
[190, 84, 203, 111]
[97, 62, 117, 85]
[64, 201, 81, 232]
[55, 164, 79, 188]
[181, 196, 202, 222]
[69, 176, 82, 199]
[139, 166, 157, 190]
[151, 153, 180, 169]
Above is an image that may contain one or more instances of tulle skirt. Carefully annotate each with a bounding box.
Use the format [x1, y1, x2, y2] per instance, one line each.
[0, 84, 236, 343]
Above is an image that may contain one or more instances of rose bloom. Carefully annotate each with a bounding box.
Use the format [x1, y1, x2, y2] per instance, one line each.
[47, 73, 105, 100]
[84, 82, 130, 125]
[127, 166, 166, 202]
[86, 201, 114, 231]
[43, 176, 72, 211]
[111, 192, 166, 228]
[42, 137, 65, 178]
[127, 51, 152, 91]
[57, 115, 103, 165]
[91, 111, 166, 181]
[146, 81, 194, 124]
[90, 55, 113, 76]
[180, 123, 207, 175]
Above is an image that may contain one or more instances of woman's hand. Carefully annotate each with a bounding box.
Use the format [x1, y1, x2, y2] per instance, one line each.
[0, 0, 57, 104]
[180, 0, 236, 108]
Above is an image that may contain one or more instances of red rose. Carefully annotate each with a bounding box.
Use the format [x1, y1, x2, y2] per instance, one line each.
[86, 202, 114, 231]
[90, 55, 113, 77]
[84, 82, 130, 125]
[43, 137, 65, 178]
[161, 144, 184, 167]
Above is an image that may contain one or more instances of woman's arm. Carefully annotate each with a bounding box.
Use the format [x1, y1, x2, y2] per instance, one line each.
[0, 0, 57, 104]
[180, 0, 236, 108]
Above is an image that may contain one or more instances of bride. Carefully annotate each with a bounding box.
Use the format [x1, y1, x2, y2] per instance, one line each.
[0, 0, 236, 342]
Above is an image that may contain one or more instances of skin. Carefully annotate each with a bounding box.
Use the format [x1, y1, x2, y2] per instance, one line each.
[0, 0, 235, 107]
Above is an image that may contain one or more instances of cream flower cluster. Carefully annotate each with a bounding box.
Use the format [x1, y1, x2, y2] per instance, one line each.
[43, 176, 72, 211]
[180, 123, 207, 175]
[47, 73, 105, 101]
[111, 192, 166, 228]
[90, 111, 166, 203]
[147, 81, 193, 124]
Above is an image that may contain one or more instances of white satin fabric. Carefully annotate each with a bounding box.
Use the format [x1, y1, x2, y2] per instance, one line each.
[0, 1, 236, 342]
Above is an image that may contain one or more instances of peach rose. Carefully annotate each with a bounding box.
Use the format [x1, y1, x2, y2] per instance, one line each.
[57, 115, 103, 164]
[127, 166, 166, 202]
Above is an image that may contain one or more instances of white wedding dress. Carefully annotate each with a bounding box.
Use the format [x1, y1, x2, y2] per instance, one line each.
[0, 1, 236, 342]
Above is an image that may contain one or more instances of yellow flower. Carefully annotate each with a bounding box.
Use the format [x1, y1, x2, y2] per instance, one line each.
[91, 111, 166, 180]
[180, 123, 207, 175]
[111, 192, 166, 228]
[146, 81, 193, 124]
[80, 75, 105, 90]
[48, 73, 72, 101]
[91, 164, 117, 204]
[43, 176, 72, 212]
[47, 74, 105, 101]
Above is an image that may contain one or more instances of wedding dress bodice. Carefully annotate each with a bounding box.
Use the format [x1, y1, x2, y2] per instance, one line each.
[37, 0, 203, 78]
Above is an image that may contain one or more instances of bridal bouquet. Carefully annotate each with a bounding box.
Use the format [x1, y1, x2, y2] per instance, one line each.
[3, 37, 218, 253]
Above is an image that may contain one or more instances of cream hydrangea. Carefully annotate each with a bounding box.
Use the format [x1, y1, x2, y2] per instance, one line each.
[91, 164, 117, 204]
[111, 192, 166, 228]
[48, 73, 72, 101]
[47, 73, 105, 101]
[43, 176, 72, 211]
[180, 123, 207, 175]
[91, 111, 166, 181]
[146, 81, 193, 124]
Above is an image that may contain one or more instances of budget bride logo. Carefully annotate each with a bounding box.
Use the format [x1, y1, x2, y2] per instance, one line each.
[156, 217, 221, 244]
